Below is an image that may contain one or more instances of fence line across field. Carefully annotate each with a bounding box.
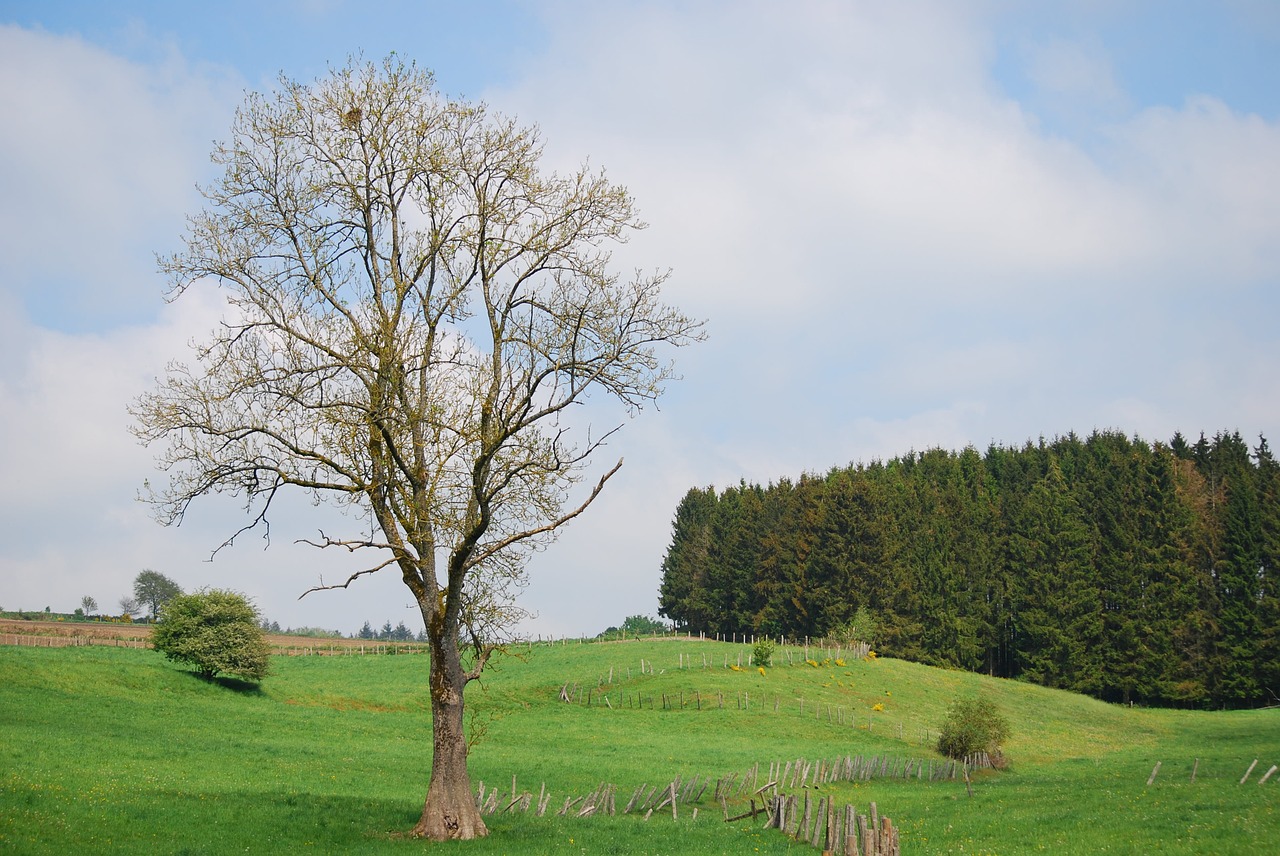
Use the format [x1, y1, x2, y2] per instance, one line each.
[475, 771, 901, 855]
[0, 632, 429, 656]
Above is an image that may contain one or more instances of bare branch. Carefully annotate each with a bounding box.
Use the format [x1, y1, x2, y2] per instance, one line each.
[295, 530, 398, 553]
[298, 556, 402, 598]
[468, 458, 624, 570]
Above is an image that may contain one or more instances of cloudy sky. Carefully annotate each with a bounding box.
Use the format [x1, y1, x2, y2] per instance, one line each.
[2, 1, 1278, 637]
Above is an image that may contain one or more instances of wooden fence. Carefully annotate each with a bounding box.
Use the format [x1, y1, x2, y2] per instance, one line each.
[475, 773, 900, 855]
[267, 642, 429, 656]
[0, 632, 428, 657]
[1, 634, 149, 649]
[755, 752, 991, 787]
[558, 679, 971, 752]
[1145, 758, 1279, 786]
[760, 792, 899, 855]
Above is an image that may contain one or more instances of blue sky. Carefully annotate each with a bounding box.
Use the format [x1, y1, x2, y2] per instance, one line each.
[2, 1, 1278, 637]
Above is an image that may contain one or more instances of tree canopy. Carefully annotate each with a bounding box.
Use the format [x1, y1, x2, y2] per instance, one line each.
[152, 589, 270, 682]
[131, 56, 702, 840]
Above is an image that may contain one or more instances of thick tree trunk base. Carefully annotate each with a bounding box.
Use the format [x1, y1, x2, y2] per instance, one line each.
[413, 600, 488, 840]
[411, 789, 488, 840]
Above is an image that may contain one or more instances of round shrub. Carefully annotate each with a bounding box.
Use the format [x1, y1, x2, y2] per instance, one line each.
[152, 589, 270, 682]
[936, 697, 1010, 765]
[752, 637, 775, 667]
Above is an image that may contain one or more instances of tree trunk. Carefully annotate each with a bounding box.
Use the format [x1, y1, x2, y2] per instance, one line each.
[412, 627, 488, 840]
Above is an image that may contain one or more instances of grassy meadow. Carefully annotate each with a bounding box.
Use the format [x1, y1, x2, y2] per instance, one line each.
[1, 636, 1277, 854]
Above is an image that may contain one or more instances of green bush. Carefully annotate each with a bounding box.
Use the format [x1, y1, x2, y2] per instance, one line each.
[937, 697, 1010, 764]
[152, 589, 270, 682]
[752, 637, 775, 667]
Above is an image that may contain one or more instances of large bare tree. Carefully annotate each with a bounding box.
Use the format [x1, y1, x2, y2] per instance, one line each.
[131, 57, 703, 840]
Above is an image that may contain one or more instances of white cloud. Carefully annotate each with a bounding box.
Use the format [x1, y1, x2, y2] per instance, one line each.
[0, 24, 239, 326]
[0, 285, 222, 511]
[1111, 96, 1280, 284]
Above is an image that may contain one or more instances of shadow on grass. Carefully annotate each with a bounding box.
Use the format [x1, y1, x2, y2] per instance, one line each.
[178, 669, 264, 695]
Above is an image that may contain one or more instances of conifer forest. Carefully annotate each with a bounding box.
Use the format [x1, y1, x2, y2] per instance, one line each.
[658, 430, 1280, 708]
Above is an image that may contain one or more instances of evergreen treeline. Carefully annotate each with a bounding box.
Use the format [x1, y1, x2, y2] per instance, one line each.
[357, 619, 423, 642]
[658, 430, 1280, 708]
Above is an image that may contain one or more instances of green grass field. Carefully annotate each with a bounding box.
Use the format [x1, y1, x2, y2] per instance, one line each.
[1, 638, 1276, 854]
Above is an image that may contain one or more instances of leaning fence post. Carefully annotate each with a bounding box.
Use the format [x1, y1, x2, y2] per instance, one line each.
[1146, 762, 1161, 786]
[1241, 759, 1259, 784]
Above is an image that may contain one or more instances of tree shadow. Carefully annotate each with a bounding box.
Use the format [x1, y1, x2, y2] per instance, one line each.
[213, 675, 265, 695]
[178, 670, 264, 695]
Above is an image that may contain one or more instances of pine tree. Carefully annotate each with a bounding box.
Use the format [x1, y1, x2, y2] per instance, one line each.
[1008, 457, 1102, 692]
[1253, 436, 1280, 702]
[657, 487, 718, 630]
[1133, 443, 1202, 704]
[1211, 432, 1262, 705]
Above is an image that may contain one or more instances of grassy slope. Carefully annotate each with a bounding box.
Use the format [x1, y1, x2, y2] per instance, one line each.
[1, 639, 1276, 854]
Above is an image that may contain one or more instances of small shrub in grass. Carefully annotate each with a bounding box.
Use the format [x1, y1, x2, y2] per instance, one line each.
[829, 605, 879, 646]
[152, 589, 270, 682]
[752, 637, 775, 667]
[937, 696, 1010, 766]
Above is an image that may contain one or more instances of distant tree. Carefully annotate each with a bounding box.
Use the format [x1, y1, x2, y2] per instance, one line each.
[152, 589, 270, 682]
[284, 626, 343, 638]
[133, 570, 183, 621]
[80, 596, 99, 617]
[1007, 459, 1102, 693]
[658, 487, 718, 630]
[1211, 432, 1263, 704]
[597, 614, 669, 638]
[118, 596, 141, 619]
[1255, 436, 1280, 700]
[620, 615, 667, 635]
[357, 621, 376, 640]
